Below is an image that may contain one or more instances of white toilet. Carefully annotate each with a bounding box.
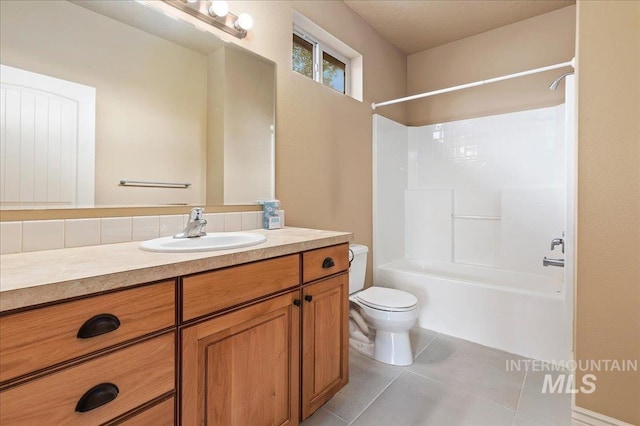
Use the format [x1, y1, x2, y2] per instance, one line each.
[348, 244, 419, 366]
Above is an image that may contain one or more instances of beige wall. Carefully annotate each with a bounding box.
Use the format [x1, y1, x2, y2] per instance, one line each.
[213, 1, 407, 284]
[0, 1, 208, 206]
[405, 6, 576, 126]
[575, 1, 640, 423]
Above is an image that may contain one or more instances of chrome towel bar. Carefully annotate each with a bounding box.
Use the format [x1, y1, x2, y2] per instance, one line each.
[119, 180, 191, 189]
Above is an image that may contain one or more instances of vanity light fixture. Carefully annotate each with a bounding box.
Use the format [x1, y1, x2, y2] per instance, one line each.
[235, 13, 254, 31]
[208, 0, 229, 18]
[164, 0, 253, 39]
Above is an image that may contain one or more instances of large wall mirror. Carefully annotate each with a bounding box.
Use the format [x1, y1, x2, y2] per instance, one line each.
[0, 0, 275, 211]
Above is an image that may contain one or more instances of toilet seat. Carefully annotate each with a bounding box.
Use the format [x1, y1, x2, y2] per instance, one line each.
[354, 287, 418, 312]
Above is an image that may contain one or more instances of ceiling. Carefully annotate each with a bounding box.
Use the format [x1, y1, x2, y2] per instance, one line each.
[344, 0, 575, 55]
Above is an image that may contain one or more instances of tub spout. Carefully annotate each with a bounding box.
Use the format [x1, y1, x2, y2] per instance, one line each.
[543, 257, 564, 268]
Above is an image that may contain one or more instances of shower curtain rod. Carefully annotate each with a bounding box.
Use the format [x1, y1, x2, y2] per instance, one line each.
[371, 58, 575, 110]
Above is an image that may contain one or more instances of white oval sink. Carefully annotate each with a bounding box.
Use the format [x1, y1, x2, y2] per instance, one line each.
[140, 232, 266, 253]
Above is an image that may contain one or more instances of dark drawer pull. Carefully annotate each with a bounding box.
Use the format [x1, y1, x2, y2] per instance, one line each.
[75, 383, 119, 412]
[305, 295, 313, 303]
[77, 314, 121, 339]
[293, 299, 301, 307]
[322, 257, 335, 269]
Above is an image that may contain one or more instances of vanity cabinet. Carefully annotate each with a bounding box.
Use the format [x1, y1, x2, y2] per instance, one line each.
[0, 239, 350, 425]
[0, 282, 177, 425]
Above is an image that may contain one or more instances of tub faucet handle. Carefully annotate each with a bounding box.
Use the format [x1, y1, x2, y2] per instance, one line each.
[550, 237, 564, 253]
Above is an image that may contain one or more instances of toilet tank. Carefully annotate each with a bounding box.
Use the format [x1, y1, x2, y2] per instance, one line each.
[348, 244, 369, 294]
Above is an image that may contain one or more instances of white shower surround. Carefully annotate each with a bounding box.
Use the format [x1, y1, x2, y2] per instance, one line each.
[373, 104, 572, 361]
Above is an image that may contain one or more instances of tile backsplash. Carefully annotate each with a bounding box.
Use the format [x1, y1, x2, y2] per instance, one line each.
[0, 211, 269, 254]
[22, 220, 65, 252]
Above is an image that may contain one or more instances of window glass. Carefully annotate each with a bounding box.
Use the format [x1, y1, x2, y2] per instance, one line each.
[292, 33, 314, 79]
[322, 51, 346, 94]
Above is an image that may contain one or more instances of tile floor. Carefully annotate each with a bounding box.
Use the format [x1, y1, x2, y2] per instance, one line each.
[302, 328, 571, 426]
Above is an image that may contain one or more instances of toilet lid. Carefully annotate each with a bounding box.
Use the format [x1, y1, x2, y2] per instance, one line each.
[355, 287, 418, 312]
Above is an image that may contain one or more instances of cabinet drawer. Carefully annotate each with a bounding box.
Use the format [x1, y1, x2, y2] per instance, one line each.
[302, 244, 349, 283]
[117, 397, 174, 426]
[182, 254, 300, 321]
[0, 332, 175, 426]
[0, 281, 175, 383]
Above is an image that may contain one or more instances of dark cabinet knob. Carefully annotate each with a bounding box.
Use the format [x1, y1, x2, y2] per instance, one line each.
[293, 299, 301, 307]
[75, 383, 119, 412]
[305, 295, 313, 303]
[322, 257, 335, 269]
[77, 314, 121, 339]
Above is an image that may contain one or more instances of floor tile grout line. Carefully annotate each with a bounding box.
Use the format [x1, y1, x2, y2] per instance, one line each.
[409, 332, 527, 413]
[412, 332, 439, 359]
[345, 365, 409, 425]
[342, 332, 441, 425]
[340, 331, 438, 425]
[320, 407, 351, 425]
[344, 330, 509, 424]
[404, 369, 518, 414]
[321, 401, 357, 426]
[511, 370, 528, 426]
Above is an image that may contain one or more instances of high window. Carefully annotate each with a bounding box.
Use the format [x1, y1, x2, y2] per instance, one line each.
[293, 30, 348, 94]
[291, 12, 362, 101]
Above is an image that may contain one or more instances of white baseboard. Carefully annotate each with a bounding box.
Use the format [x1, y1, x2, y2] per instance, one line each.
[572, 405, 635, 426]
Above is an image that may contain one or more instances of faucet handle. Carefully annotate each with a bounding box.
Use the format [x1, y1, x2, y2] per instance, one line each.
[550, 237, 564, 254]
[189, 207, 204, 220]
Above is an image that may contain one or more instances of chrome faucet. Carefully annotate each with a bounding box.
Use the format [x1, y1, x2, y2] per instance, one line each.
[174, 207, 207, 238]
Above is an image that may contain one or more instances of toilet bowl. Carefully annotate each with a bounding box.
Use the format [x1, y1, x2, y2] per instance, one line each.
[348, 244, 419, 366]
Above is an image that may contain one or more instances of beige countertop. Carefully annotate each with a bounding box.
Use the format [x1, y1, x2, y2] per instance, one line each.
[0, 227, 352, 313]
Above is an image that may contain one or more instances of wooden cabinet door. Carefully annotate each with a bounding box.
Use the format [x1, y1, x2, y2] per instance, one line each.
[181, 291, 300, 426]
[301, 274, 349, 420]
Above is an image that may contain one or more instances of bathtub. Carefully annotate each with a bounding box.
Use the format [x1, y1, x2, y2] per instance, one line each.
[376, 259, 571, 361]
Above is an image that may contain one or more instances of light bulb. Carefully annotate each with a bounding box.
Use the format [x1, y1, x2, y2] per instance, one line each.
[186, 0, 198, 3]
[208, 0, 229, 17]
[235, 13, 254, 31]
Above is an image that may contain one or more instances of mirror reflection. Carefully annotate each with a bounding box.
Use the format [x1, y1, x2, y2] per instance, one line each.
[0, 0, 275, 209]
